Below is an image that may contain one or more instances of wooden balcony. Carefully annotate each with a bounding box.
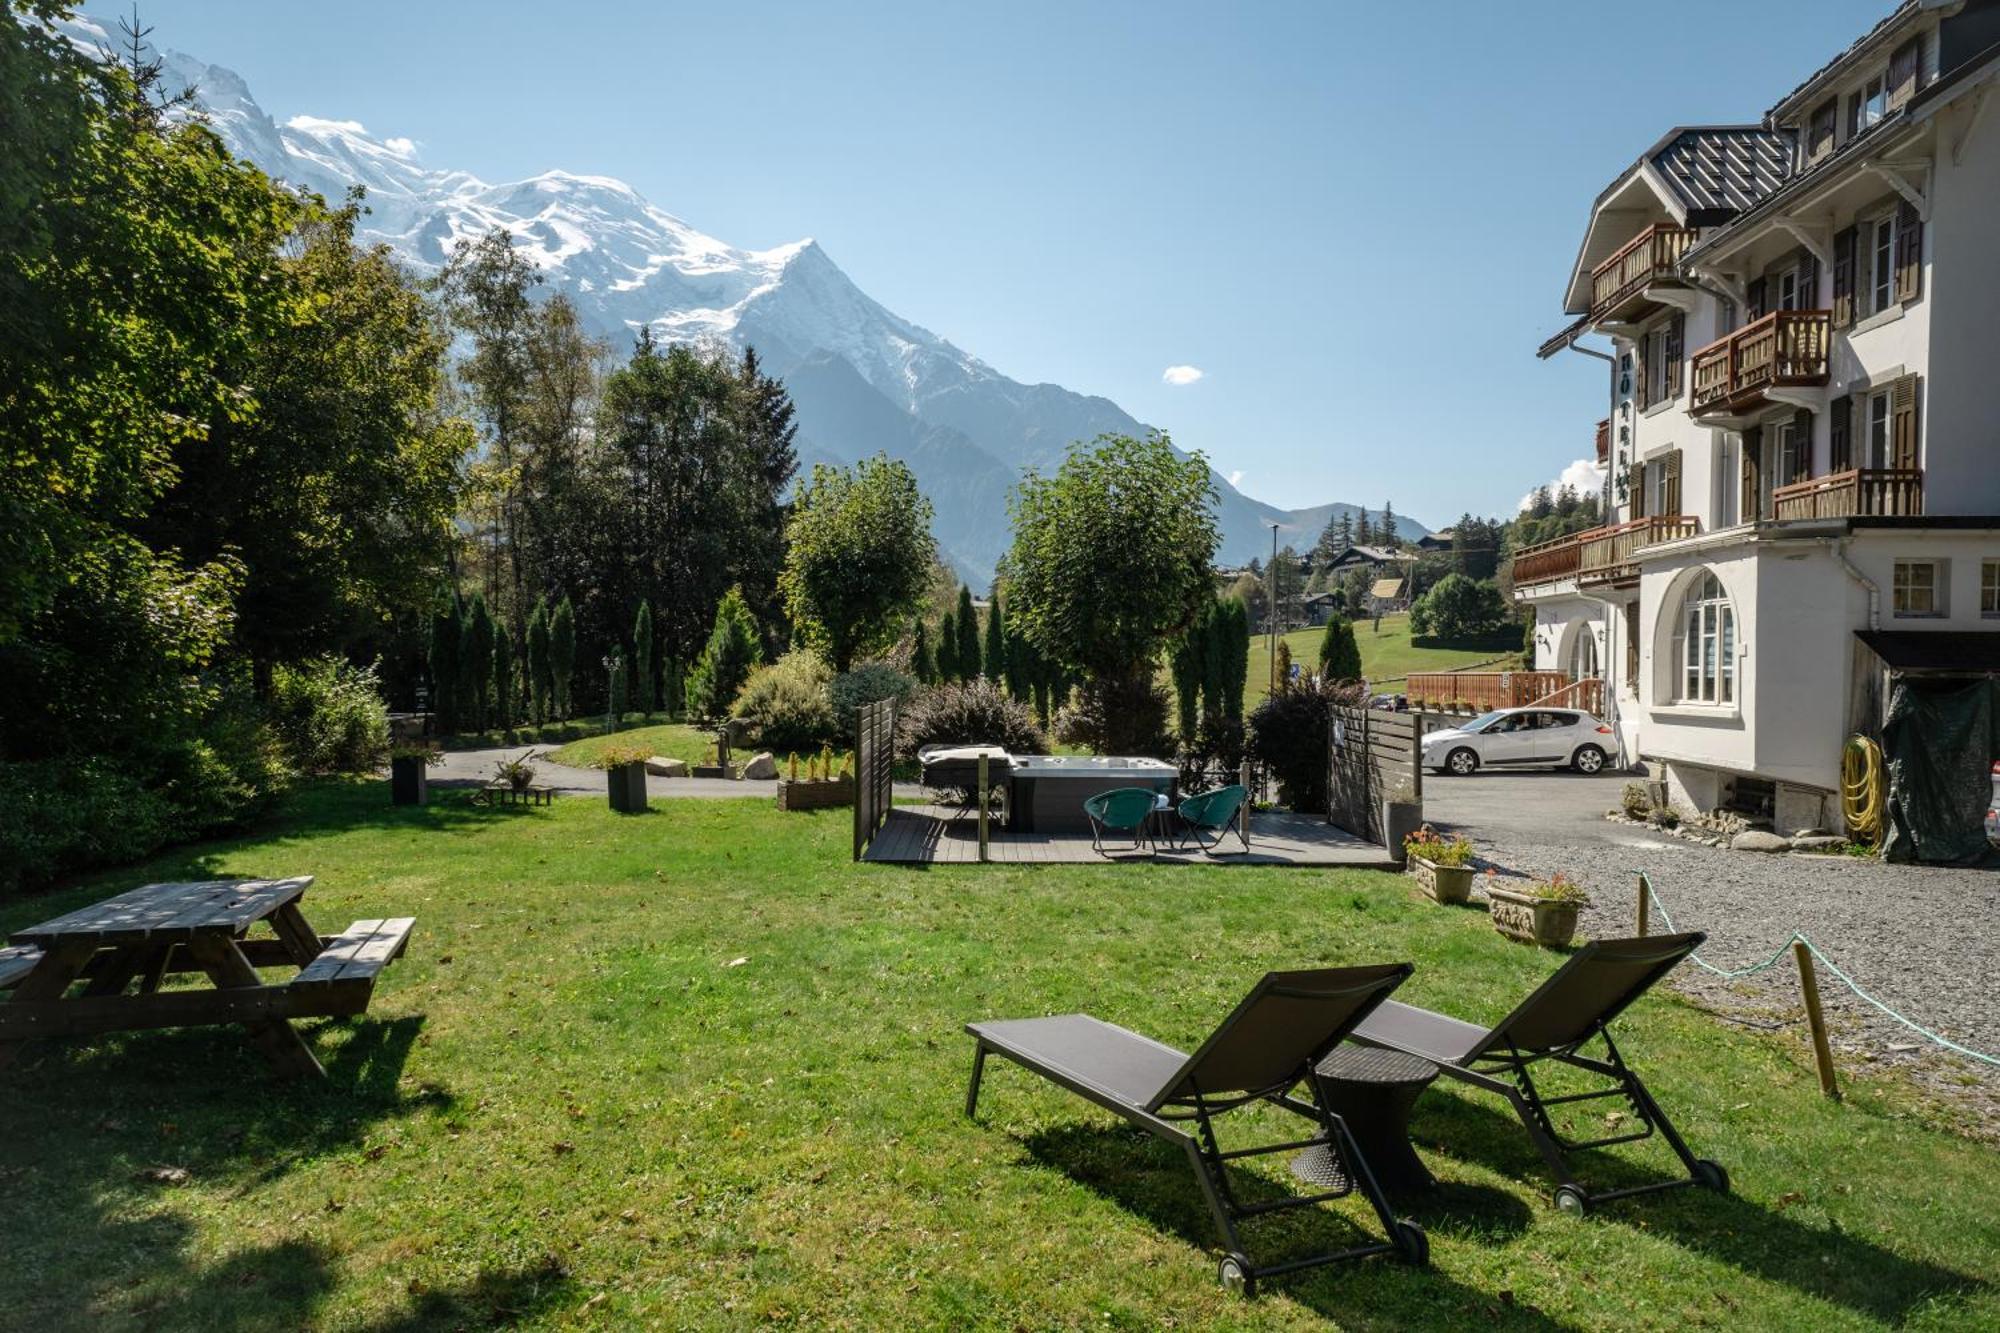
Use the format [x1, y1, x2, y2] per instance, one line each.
[1690, 310, 1831, 416]
[1509, 532, 1584, 588]
[1772, 468, 1924, 521]
[1579, 515, 1699, 587]
[1590, 223, 1696, 323]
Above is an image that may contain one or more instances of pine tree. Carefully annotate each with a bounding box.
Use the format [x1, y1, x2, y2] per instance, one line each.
[1380, 500, 1399, 550]
[955, 585, 981, 679]
[526, 597, 551, 723]
[983, 596, 1007, 686]
[549, 596, 576, 720]
[1318, 616, 1363, 681]
[936, 611, 959, 682]
[1355, 510, 1374, 547]
[685, 585, 762, 719]
[633, 599, 656, 717]
[429, 598, 461, 733]
[461, 593, 495, 734]
[910, 620, 936, 683]
[492, 628, 515, 730]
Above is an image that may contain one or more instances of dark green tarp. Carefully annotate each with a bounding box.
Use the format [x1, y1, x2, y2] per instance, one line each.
[1881, 676, 2000, 866]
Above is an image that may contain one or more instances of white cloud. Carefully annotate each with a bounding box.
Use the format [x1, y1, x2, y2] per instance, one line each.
[1227, 469, 1244, 487]
[285, 115, 368, 135]
[1518, 458, 1607, 512]
[1161, 364, 1204, 386]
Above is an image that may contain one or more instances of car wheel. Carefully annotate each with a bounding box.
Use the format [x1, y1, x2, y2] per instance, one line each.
[1571, 745, 1606, 775]
[1446, 748, 1479, 776]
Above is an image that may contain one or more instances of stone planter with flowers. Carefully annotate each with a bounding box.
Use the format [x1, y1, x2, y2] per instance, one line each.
[597, 745, 652, 813]
[1487, 873, 1590, 948]
[1401, 825, 1476, 904]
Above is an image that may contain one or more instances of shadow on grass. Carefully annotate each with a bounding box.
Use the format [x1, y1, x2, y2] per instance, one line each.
[1413, 1090, 1985, 1323]
[1019, 1121, 1577, 1330]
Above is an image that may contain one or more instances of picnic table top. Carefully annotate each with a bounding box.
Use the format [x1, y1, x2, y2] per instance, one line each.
[9, 877, 315, 949]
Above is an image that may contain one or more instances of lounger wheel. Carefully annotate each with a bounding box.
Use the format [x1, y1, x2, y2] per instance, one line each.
[1218, 1252, 1256, 1297]
[1553, 1184, 1591, 1217]
[1693, 1159, 1730, 1194]
[1394, 1220, 1429, 1267]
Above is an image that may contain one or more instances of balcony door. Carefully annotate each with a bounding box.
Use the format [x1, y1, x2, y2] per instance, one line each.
[1717, 435, 1740, 526]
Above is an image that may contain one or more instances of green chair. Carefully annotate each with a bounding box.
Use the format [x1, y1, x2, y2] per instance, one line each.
[1084, 787, 1161, 854]
[1177, 784, 1249, 854]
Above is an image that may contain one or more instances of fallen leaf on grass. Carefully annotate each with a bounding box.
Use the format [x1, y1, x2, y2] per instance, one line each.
[552, 1141, 575, 1156]
[135, 1165, 190, 1186]
[726, 957, 748, 968]
[1774, 1190, 1806, 1210]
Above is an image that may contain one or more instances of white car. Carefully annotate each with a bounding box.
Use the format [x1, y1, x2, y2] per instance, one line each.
[1987, 762, 2000, 846]
[1422, 707, 1617, 777]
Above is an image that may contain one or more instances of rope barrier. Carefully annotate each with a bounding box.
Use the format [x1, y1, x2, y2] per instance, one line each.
[1638, 871, 2000, 1069]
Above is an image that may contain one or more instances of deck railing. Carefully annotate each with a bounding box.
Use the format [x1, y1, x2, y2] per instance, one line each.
[1690, 310, 1831, 413]
[1590, 224, 1695, 320]
[1509, 532, 1586, 586]
[1407, 670, 1573, 713]
[1773, 468, 1924, 521]
[1579, 514, 1699, 583]
[1530, 676, 1606, 717]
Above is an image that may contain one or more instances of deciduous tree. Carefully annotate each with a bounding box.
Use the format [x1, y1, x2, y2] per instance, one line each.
[777, 456, 936, 671]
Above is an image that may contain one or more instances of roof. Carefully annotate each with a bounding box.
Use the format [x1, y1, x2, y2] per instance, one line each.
[1857, 630, 2000, 673]
[1330, 544, 1399, 565]
[1769, 1, 1923, 119]
[1646, 126, 1795, 216]
[1369, 577, 1406, 600]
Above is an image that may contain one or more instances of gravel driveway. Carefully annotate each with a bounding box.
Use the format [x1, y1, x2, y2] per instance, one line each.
[1422, 769, 2000, 1131]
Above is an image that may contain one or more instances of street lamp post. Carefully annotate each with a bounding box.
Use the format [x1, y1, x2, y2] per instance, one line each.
[1268, 522, 1280, 696]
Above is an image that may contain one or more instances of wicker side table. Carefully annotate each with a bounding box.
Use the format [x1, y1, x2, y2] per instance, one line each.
[1294, 1044, 1440, 1196]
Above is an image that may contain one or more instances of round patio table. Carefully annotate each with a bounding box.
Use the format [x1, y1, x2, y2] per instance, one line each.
[1291, 1044, 1440, 1196]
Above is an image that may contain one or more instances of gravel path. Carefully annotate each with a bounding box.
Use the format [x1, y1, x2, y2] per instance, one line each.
[1423, 771, 2000, 1134]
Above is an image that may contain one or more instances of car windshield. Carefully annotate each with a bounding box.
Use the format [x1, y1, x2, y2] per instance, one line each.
[1464, 711, 1508, 733]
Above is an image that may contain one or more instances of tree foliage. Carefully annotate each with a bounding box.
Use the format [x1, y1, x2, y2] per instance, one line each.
[549, 596, 577, 719]
[1409, 573, 1511, 642]
[1318, 616, 1362, 681]
[778, 455, 936, 671]
[954, 585, 981, 682]
[685, 586, 761, 720]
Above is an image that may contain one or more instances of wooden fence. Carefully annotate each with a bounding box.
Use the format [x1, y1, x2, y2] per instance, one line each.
[1406, 670, 1571, 712]
[851, 697, 897, 860]
[1325, 706, 1422, 844]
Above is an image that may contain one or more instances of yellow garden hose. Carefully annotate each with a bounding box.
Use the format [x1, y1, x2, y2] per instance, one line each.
[1841, 735, 1885, 845]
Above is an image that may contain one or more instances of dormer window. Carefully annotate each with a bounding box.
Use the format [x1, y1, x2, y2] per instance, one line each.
[1808, 99, 1836, 160]
[1848, 75, 1887, 136]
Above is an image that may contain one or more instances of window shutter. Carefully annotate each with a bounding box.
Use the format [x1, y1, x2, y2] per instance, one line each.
[1888, 36, 1920, 110]
[1792, 407, 1814, 483]
[1741, 426, 1762, 522]
[1631, 462, 1648, 518]
[1746, 276, 1767, 320]
[1663, 450, 1683, 515]
[1635, 332, 1651, 410]
[1664, 313, 1685, 400]
[1829, 393, 1852, 472]
[1846, 93, 1861, 139]
[1895, 199, 1923, 304]
[1891, 374, 1921, 470]
[1832, 225, 1857, 327]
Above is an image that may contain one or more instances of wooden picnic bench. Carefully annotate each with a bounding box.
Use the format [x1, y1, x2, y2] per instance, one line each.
[0, 878, 414, 1080]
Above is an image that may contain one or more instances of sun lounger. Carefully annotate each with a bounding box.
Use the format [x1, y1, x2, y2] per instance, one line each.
[1350, 932, 1727, 1214]
[965, 964, 1428, 1295]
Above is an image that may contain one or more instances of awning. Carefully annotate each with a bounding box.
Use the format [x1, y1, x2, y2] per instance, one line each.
[1857, 631, 2000, 675]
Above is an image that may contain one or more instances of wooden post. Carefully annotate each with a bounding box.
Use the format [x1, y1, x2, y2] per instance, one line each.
[1792, 940, 1840, 1101]
[1239, 759, 1253, 844]
[1635, 873, 1650, 937]
[977, 753, 990, 863]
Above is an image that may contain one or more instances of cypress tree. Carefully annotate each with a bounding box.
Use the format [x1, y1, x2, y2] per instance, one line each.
[633, 599, 656, 717]
[526, 597, 551, 724]
[462, 594, 495, 734]
[1218, 596, 1250, 721]
[685, 585, 762, 719]
[1318, 615, 1362, 681]
[983, 596, 1007, 686]
[910, 620, 936, 684]
[1003, 624, 1032, 701]
[608, 648, 629, 729]
[955, 585, 981, 679]
[1171, 605, 1209, 742]
[936, 611, 958, 682]
[1200, 600, 1227, 727]
[429, 599, 461, 733]
[492, 628, 515, 730]
[549, 596, 577, 720]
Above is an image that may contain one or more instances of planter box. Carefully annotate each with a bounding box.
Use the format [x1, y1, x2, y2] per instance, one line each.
[691, 764, 736, 780]
[1382, 800, 1422, 864]
[390, 756, 428, 806]
[777, 776, 854, 811]
[607, 762, 649, 813]
[1486, 884, 1582, 948]
[1407, 856, 1474, 904]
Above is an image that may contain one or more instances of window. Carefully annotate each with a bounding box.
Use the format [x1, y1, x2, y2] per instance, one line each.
[1867, 390, 1891, 467]
[1645, 329, 1671, 407]
[1674, 572, 1736, 705]
[1893, 560, 1943, 617]
[1776, 268, 1799, 312]
[1868, 213, 1897, 315]
[1809, 99, 1836, 159]
[1777, 417, 1809, 487]
[1861, 74, 1887, 129]
[1984, 560, 2000, 618]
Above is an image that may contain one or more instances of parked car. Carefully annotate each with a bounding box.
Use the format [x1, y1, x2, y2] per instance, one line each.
[1421, 707, 1616, 776]
[1987, 761, 2000, 846]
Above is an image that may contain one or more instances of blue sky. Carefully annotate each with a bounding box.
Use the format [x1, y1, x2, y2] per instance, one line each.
[134, 0, 1889, 529]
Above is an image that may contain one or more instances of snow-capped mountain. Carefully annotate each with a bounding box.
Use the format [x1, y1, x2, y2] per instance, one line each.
[58, 11, 1424, 580]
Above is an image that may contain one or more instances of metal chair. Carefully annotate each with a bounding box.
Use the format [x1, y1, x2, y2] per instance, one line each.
[1083, 787, 1159, 854]
[1176, 784, 1250, 854]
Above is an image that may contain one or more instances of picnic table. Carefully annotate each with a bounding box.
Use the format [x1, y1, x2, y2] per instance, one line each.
[0, 878, 414, 1080]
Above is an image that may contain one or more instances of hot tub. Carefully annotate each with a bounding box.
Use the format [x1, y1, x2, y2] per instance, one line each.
[1007, 755, 1177, 833]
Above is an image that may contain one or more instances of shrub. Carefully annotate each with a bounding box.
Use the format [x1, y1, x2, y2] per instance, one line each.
[897, 678, 1047, 759]
[829, 661, 916, 726]
[686, 585, 762, 720]
[1055, 674, 1174, 756]
[732, 650, 838, 754]
[1246, 676, 1368, 814]
[267, 656, 390, 774]
[593, 745, 650, 770]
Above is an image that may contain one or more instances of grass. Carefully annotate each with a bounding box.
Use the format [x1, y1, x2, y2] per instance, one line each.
[1, 786, 1995, 1330]
[546, 719, 718, 770]
[1246, 614, 1520, 708]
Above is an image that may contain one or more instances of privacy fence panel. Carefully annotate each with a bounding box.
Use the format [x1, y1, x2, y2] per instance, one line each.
[852, 697, 898, 860]
[1325, 706, 1423, 844]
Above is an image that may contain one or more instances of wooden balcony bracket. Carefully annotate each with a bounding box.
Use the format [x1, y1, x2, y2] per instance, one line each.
[1864, 161, 1930, 219]
[1772, 216, 1832, 267]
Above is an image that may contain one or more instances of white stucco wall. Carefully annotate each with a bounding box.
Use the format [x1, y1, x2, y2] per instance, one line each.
[1921, 88, 2000, 514]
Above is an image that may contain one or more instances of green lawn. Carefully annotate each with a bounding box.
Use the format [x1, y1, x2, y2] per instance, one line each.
[1, 786, 1994, 1330]
[1247, 614, 1519, 707]
[546, 719, 719, 770]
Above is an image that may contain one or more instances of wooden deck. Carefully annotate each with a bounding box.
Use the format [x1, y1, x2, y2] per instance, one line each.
[861, 806, 1395, 867]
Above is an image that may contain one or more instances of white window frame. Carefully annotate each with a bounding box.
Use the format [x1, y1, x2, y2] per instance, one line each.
[1673, 572, 1736, 705]
[1776, 267, 1800, 312]
[1777, 418, 1808, 487]
[1866, 212, 1898, 316]
[1862, 73, 1887, 128]
[1645, 323, 1674, 406]
[1892, 559, 1945, 618]
[1983, 560, 2000, 619]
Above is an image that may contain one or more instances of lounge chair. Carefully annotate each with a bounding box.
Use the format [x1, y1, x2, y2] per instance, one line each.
[1174, 784, 1249, 854]
[964, 964, 1428, 1295]
[1349, 932, 1727, 1214]
[1083, 787, 1158, 854]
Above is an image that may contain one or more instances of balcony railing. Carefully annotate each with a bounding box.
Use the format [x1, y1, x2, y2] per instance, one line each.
[1510, 532, 1584, 586]
[1773, 468, 1924, 521]
[1590, 223, 1696, 322]
[1407, 670, 1575, 713]
[1579, 514, 1699, 585]
[1690, 310, 1831, 414]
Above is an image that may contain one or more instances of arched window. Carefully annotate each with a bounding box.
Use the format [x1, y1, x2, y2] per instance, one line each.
[1567, 625, 1600, 682]
[1673, 572, 1735, 704]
